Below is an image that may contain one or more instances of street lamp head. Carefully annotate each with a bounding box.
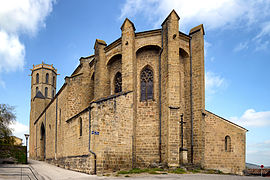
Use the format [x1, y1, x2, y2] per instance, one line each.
[24, 134, 29, 139]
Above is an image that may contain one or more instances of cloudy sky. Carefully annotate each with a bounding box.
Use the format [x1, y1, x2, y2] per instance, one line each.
[0, 0, 270, 166]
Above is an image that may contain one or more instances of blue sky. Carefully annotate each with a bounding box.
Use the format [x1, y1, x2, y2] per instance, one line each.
[0, 0, 270, 166]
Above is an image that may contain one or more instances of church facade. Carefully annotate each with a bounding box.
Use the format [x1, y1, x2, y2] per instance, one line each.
[29, 10, 247, 175]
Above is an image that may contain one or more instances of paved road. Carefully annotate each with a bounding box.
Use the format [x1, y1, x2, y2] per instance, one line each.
[0, 160, 269, 180]
[0, 163, 39, 180]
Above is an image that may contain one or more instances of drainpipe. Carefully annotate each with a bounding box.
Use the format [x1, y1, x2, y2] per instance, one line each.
[189, 37, 194, 164]
[158, 28, 164, 163]
[88, 107, 97, 174]
[45, 111, 46, 160]
[36, 125, 37, 158]
[55, 97, 58, 159]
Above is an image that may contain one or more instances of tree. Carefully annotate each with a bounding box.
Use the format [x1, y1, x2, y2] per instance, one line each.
[0, 104, 16, 145]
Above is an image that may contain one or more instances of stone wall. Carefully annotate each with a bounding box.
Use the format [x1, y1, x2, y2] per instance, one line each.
[46, 91, 134, 174]
[91, 92, 133, 173]
[47, 155, 92, 174]
[135, 46, 160, 166]
[204, 110, 246, 175]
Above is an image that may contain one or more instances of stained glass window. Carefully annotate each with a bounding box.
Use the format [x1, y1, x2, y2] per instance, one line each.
[141, 67, 153, 101]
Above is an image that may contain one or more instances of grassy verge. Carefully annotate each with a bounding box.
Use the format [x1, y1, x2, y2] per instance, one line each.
[117, 168, 165, 175]
[116, 167, 225, 176]
[168, 168, 187, 174]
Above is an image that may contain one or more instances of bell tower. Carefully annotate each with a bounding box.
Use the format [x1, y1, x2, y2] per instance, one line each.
[30, 62, 57, 100]
[29, 62, 57, 158]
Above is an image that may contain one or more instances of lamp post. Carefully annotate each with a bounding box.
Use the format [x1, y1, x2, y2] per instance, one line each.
[24, 134, 29, 164]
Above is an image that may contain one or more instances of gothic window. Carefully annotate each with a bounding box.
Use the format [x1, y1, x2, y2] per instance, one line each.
[114, 72, 122, 93]
[225, 135, 231, 152]
[140, 67, 153, 101]
[79, 117, 82, 136]
[36, 87, 39, 95]
[36, 73, 39, 84]
[45, 87, 48, 98]
[46, 73, 49, 84]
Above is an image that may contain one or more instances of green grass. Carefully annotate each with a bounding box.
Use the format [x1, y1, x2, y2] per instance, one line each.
[189, 168, 201, 173]
[118, 168, 165, 175]
[168, 168, 186, 174]
[205, 169, 224, 174]
[118, 168, 147, 174]
[117, 167, 225, 176]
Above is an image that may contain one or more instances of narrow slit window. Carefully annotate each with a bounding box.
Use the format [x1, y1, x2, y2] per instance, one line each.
[225, 135, 231, 152]
[45, 87, 48, 98]
[36, 73, 39, 84]
[46, 73, 49, 84]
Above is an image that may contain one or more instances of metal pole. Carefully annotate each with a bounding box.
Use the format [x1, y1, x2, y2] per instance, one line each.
[24, 134, 29, 164]
[189, 37, 194, 164]
[180, 114, 184, 150]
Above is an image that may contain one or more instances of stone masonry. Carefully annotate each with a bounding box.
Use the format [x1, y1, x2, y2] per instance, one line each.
[29, 10, 247, 175]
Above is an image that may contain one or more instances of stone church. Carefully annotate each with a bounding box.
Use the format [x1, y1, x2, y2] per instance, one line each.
[29, 10, 247, 175]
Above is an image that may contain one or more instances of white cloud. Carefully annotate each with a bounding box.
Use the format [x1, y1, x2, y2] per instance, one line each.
[254, 21, 270, 40]
[204, 40, 211, 57]
[230, 109, 270, 127]
[233, 41, 248, 52]
[0, 31, 25, 72]
[205, 71, 226, 94]
[250, 21, 270, 51]
[0, 0, 55, 34]
[0, 0, 55, 74]
[0, 75, 5, 88]
[247, 140, 270, 165]
[120, 0, 270, 32]
[255, 40, 269, 51]
[9, 121, 29, 144]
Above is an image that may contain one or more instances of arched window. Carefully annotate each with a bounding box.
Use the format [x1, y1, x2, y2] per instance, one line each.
[225, 135, 231, 152]
[52, 90, 54, 98]
[46, 73, 49, 84]
[45, 87, 48, 98]
[53, 76, 55, 86]
[140, 67, 153, 101]
[36, 87, 39, 95]
[114, 72, 122, 93]
[79, 117, 82, 136]
[36, 73, 39, 84]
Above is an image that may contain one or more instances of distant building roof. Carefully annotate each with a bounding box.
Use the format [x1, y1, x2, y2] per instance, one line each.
[246, 169, 270, 176]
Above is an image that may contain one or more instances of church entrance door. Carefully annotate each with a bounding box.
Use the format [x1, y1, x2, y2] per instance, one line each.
[40, 123, 46, 160]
